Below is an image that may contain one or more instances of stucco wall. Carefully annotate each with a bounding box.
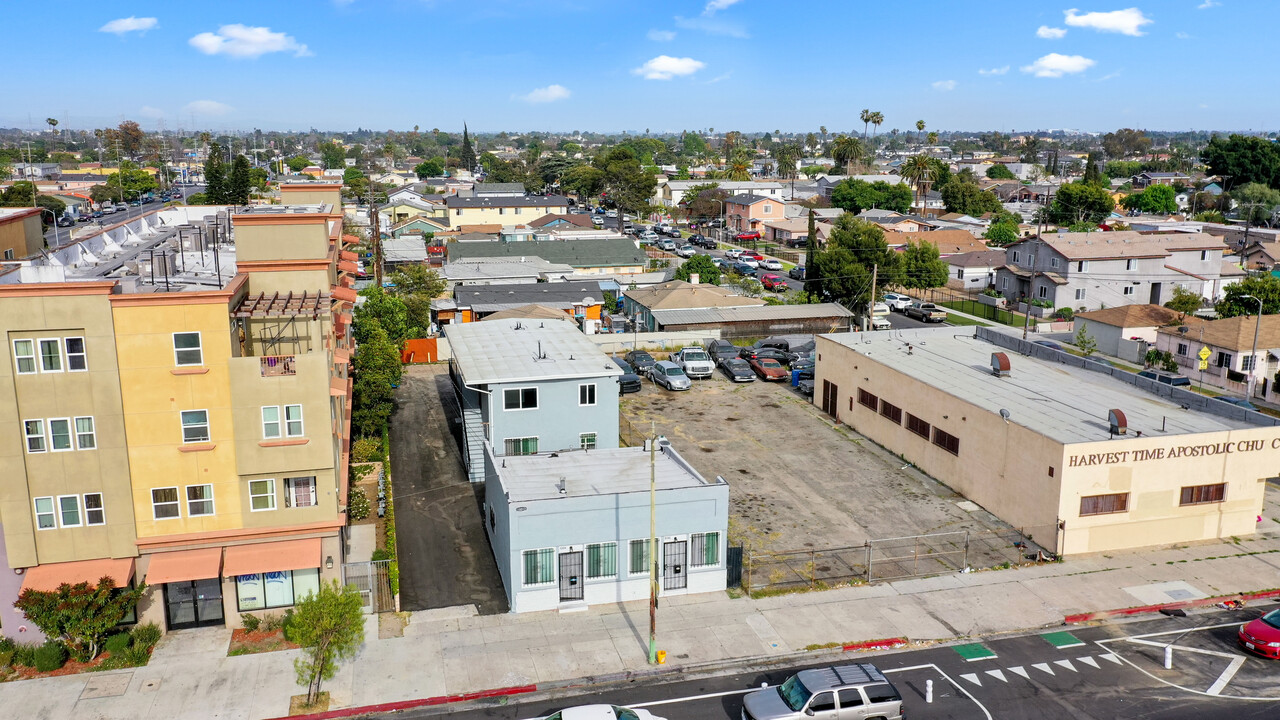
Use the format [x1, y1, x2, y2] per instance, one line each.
[489, 377, 621, 453]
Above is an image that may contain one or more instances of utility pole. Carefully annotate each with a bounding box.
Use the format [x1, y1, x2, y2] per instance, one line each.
[866, 263, 878, 331]
[368, 190, 383, 288]
[648, 421, 659, 665]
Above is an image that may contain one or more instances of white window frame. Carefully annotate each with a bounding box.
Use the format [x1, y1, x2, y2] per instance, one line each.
[284, 476, 317, 508]
[56, 494, 82, 528]
[1050, 257, 1060, 269]
[1176, 343, 1188, 356]
[503, 436, 539, 456]
[1011, 251, 1020, 263]
[1126, 259, 1137, 271]
[1078, 260, 1089, 272]
[503, 387, 538, 411]
[578, 383, 597, 407]
[261, 406, 281, 439]
[12, 339, 36, 375]
[33, 496, 55, 530]
[284, 404, 304, 437]
[37, 337, 63, 373]
[1000, 278, 1008, 290]
[580, 432, 597, 450]
[1242, 355, 1257, 372]
[186, 484, 215, 517]
[586, 542, 617, 580]
[64, 337, 87, 372]
[74, 416, 96, 450]
[249, 479, 276, 512]
[1201, 250, 1208, 261]
[151, 487, 181, 520]
[24, 418, 46, 453]
[172, 331, 204, 367]
[181, 409, 210, 444]
[522, 547, 555, 587]
[48, 417, 73, 452]
[1037, 286, 1048, 299]
[1123, 286, 1135, 296]
[83, 493, 105, 526]
[628, 539, 650, 576]
[690, 531, 721, 568]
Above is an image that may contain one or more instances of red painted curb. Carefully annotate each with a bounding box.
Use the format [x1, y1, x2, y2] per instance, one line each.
[265, 684, 539, 720]
[842, 637, 908, 652]
[1064, 589, 1280, 625]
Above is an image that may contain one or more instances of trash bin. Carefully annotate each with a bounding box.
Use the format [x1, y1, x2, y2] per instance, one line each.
[791, 369, 801, 386]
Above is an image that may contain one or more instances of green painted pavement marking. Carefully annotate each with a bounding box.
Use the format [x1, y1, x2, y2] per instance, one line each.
[953, 643, 998, 661]
[1041, 631, 1086, 649]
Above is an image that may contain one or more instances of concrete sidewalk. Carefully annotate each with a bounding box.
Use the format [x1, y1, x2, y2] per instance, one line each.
[4, 528, 1280, 719]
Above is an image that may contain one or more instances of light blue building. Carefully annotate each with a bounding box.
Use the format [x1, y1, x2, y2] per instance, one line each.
[446, 318, 623, 482]
[484, 444, 729, 613]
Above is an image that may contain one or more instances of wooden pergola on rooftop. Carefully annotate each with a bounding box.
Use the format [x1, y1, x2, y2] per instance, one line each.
[232, 291, 332, 319]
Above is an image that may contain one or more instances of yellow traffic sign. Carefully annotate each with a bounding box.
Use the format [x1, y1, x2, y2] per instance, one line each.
[1198, 360, 1209, 371]
[1198, 346, 1211, 361]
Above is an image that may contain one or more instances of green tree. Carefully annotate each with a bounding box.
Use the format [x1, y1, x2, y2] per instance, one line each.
[352, 319, 403, 437]
[318, 141, 346, 170]
[830, 179, 912, 214]
[899, 241, 949, 290]
[101, 162, 159, 202]
[1165, 286, 1203, 315]
[354, 287, 410, 344]
[1234, 182, 1280, 224]
[984, 218, 1020, 247]
[1215, 275, 1280, 318]
[986, 164, 1016, 180]
[15, 578, 146, 662]
[1104, 160, 1142, 179]
[204, 143, 227, 204]
[1074, 325, 1097, 357]
[413, 159, 444, 179]
[831, 135, 868, 175]
[388, 265, 447, 337]
[1202, 134, 1280, 189]
[290, 580, 365, 706]
[1082, 152, 1106, 187]
[941, 179, 1002, 216]
[248, 167, 269, 191]
[681, 131, 707, 156]
[1123, 184, 1177, 214]
[595, 147, 657, 215]
[561, 165, 606, 202]
[673, 253, 721, 285]
[228, 155, 251, 205]
[1102, 128, 1152, 159]
[680, 183, 727, 221]
[287, 156, 311, 172]
[1046, 182, 1115, 225]
[803, 210, 820, 300]
[813, 216, 899, 311]
[898, 155, 935, 210]
[459, 123, 477, 171]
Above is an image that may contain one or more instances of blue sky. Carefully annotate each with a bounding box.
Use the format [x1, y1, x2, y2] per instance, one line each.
[5, 1, 1276, 134]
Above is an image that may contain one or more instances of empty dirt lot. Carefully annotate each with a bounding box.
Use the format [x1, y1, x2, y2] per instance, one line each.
[619, 374, 1015, 554]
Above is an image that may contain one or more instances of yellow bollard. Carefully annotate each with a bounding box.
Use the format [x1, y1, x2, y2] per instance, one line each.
[656, 650, 667, 664]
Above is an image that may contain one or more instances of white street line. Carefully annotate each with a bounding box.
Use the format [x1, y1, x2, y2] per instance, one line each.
[1077, 656, 1100, 669]
[1099, 653, 1122, 665]
[1100, 621, 1242, 641]
[1008, 666, 1030, 680]
[1054, 659, 1077, 673]
[1124, 638, 1239, 659]
[960, 673, 981, 686]
[1052, 642, 1086, 649]
[1095, 633, 1280, 701]
[1207, 656, 1246, 696]
[985, 669, 1008, 683]
[630, 687, 764, 709]
[1032, 662, 1055, 676]
[884, 664, 993, 720]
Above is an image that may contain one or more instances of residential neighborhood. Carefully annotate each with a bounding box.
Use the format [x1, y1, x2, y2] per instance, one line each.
[3, 2, 1280, 720]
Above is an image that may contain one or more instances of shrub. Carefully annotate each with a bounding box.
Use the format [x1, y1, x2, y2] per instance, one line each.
[0, 637, 14, 653]
[348, 485, 371, 522]
[351, 437, 381, 463]
[371, 548, 392, 562]
[240, 613, 261, 633]
[1054, 307, 1074, 321]
[262, 613, 283, 633]
[130, 622, 162, 650]
[281, 609, 298, 643]
[33, 641, 67, 672]
[12, 643, 37, 668]
[103, 632, 132, 655]
[0, 649, 13, 668]
[122, 645, 152, 667]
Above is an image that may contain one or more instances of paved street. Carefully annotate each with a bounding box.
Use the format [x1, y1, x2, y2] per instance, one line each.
[390, 608, 1280, 720]
[44, 183, 205, 247]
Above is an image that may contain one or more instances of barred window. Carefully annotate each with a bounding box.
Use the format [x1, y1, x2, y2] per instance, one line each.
[1179, 483, 1225, 506]
[932, 428, 960, 456]
[1080, 493, 1129, 516]
[691, 532, 720, 567]
[906, 414, 930, 439]
[879, 400, 902, 425]
[857, 388, 878, 410]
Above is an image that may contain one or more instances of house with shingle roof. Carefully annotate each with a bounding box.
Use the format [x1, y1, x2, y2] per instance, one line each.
[724, 193, 786, 235]
[621, 279, 765, 331]
[944, 249, 1007, 291]
[1074, 304, 1190, 358]
[1154, 314, 1280, 401]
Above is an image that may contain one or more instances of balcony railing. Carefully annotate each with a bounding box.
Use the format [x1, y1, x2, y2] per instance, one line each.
[260, 355, 297, 377]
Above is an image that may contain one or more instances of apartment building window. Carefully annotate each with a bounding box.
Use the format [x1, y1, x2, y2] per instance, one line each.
[58, 495, 81, 527]
[74, 417, 96, 450]
[1126, 259, 1137, 271]
[1080, 492, 1129, 516]
[84, 493, 105, 525]
[64, 337, 87, 371]
[1000, 278, 1008, 290]
[186, 485, 215, 516]
[1051, 258, 1060, 269]
[1176, 343, 1188, 356]
[12, 339, 36, 374]
[236, 568, 321, 611]
[1242, 356, 1256, 372]
[691, 531, 720, 567]
[181, 410, 210, 443]
[48, 418, 73, 451]
[504, 437, 538, 456]
[1216, 352, 1232, 368]
[932, 428, 960, 456]
[956, 269, 965, 279]
[1180, 483, 1226, 506]
[2, 249, 11, 260]
[34, 497, 55, 529]
[629, 539, 650, 575]
[857, 388, 878, 410]
[152, 487, 181, 519]
[1037, 286, 1048, 299]
[578, 383, 597, 406]
[579, 432, 597, 450]
[1123, 286, 1135, 296]
[879, 400, 903, 425]
[284, 476, 316, 508]
[1077, 261, 1089, 272]
[173, 332, 203, 366]
[24, 419, 45, 453]
[503, 387, 538, 410]
[1201, 250, 1209, 261]
[1075, 289, 1086, 301]
[262, 406, 281, 439]
[586, 542, 617, 579]
[906, 413, 931, 439]
[285, 405, 304, 437]
[249, 479, 276, 511]
[1011, 251, 1020, 263]
[38, 338, 62, 372]
[522, 548, 555, 586]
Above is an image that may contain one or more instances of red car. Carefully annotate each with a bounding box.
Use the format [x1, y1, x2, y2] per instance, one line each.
[760, 274, 787, 292]
[747, 356, 788, 381]
[1239, 608, 1280, 658]
[740, 251, 764, 263]
[735, 231, 762, 241]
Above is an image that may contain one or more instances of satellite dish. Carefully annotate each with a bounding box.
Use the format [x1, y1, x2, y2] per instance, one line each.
[583, 296, 597, 304]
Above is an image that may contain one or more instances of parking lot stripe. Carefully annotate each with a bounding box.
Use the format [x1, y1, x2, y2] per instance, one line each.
[1054, 659, 1078, 672]
[1032, 663, 1055, 676]
[960, 673, 982, 686]
[1099, 653, 1122, 665]
[630, 686, 768, 709]
[1008, 666, 1030, 680]
[1041, 631, 1086, 649]
[1077, 656, 1100, 669]
[984, 669, 1008, 683]
[1206, 656, 1246, 696]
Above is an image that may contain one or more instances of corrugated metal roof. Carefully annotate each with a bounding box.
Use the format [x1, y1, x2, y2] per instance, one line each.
[650, 302, 855, 326]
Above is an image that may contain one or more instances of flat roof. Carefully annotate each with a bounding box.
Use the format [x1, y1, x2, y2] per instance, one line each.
[651, 302, 854, 326]
[820, 328, 1262, 444]
[495, 444, 720, 503]
[446, 317, 621, 385]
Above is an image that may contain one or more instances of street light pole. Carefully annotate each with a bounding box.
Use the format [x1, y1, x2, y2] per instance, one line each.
[1241, 294, 1264, 399]
[648, 421, 659, 665]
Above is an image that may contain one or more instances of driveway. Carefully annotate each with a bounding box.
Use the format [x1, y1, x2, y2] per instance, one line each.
[390, 364, 508, 615]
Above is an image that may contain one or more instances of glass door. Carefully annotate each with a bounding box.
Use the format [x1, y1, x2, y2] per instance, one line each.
[164, 579, 225, 630]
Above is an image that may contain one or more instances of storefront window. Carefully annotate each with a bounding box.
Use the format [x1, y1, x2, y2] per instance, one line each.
[236, 568, 322, 611]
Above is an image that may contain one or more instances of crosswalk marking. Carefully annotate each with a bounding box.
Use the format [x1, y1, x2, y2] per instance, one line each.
[1077, 656, 1100, 669]
[1054, 659, 1077, 672]
[1032, 663, 1055, 676]
[984, 669, 1008, 683]
[960, 673, 982, 686]
[1008, 666, 1030, 680]
[1100, 653, 1122, 665]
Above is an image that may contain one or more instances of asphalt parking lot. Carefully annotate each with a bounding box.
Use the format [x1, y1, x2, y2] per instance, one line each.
[618, 364, 1016, 554]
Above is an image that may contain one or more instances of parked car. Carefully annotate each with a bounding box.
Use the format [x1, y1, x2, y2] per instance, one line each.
[790, 356, 815, 373]
[741, 663, 903, 720]
[760, 274, 788, 292]
[796, 377, 815, 396]
[871, 302, 890, 317]
[735, 231, 762, 242]
[77, 214, 93, 223]
[670, 347, 715, 379]
[592, 216, 604, 227]
[90, 209, 104, 218]
[657, 239, 677, 252]
[675, 244, 697, 258]
[524, 705, 666, 720]
[1137, 370, 1192, 387]
[864, 316, 891, 331]
[690, 234, 715, 249]
[881, 292, 912, 311]
[664, 225, 683, 238]
[638, 230, 660, 244]
[788, 266, 806, 281]
[719, 357, 756, 383]
[736, 256, 759, 269]
[904, 302, 947, 322]
[1239, 608, 1280, 659]
[724, 248, 743, 260]
[704, 339, 740, 364]
[100, 205, 116, 215]
[624, 350, 656, 373]
[753, 337, 791, 352]
[1215, 396, 1258, 411]
[1033, 340, 1065, 352]
[741, 252, 765, 264]
[605, 210, 618, 218]
[55, 215, 75, 227]
[748, 356, 789, 382]
[649, 360, 692, 391]
[611, 357, 643, 394]
[760, 258, 784, 271]
[115, 203, 128, 211]
[740, 347, 792, 365]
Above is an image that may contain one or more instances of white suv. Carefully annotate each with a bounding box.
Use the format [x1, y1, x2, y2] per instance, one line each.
[670, 347, 714, 379]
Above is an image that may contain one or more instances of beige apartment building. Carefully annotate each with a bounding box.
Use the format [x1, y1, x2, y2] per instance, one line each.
[814, 327, 1275, 556]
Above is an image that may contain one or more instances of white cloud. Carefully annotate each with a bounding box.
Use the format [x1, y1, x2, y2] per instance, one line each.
[518, 85, 571, 104]
[647, 29, 676, 42]
[932, 80, 957, 91]
[705, 72, 732, 84]
[182, 100, 233, 116]
[189, 24, 311, 59]
[978, 66, 1010, 75]
[1063, 8, 1153, 36]
[1175, 31, 1191, 39]
[633, 55, 706, 80]
[99, 17, 157, 35]
[674, 15, 749, 38]
[1198, 0, 1219, 7]
[138, 106, 166, 119]
[703, 0, 743, 15]
[1036, 25, 1067, 39]
[1021, 53, 1096, 78]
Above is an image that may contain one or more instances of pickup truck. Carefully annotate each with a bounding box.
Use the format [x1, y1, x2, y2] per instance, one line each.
[904, 302, 948, 323]
[670, 347, 715, 379]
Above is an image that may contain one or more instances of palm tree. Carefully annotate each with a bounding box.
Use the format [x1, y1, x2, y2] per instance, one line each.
[728, 147, 752, 181]
[804, 133, 818, 153]
[860, 109, 873, 140]
[831, 135, 867, 175]
[819, 126, 828, 150]
[899, 154, 933, 212]
[870, 112, 884, 141]
[927, 131, 939, 146]
[915, 120, 926, 147]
